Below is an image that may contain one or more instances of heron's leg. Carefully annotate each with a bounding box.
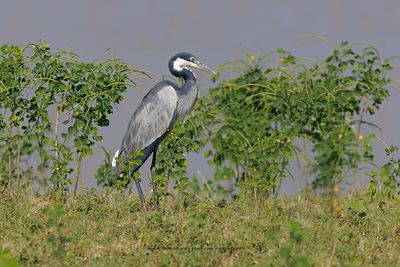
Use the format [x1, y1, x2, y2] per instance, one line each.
[131, 172, 145, 208]
[134, 179, 145, 207]
[150, 146, 159, 208]
[150, 146, 158, 176]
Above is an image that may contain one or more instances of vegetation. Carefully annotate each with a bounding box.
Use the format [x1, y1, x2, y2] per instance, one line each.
[0, 43, 146, 193]
[151, 40, 397, 199]
[1, 40, 400, 266]
[1, 41, 398, 197]
[1, 191, 400, 266]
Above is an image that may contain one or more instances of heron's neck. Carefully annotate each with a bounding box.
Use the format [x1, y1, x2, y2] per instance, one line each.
[176, 69, 198, 120]
[180, 68, 197, 89]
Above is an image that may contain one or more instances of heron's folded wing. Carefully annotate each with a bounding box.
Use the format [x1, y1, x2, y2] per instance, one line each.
[120, 85, 178, 158]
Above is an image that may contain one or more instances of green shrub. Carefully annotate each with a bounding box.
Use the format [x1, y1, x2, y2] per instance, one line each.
[0, 42, 145, 193]
[157, 41, 394, 197]
[1, 41, 397, 198]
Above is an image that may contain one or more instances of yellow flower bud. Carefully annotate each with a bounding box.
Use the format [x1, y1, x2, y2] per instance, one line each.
[333, 186, 340, 193]
[249, 55, 255, 63]
[334, 205, 342, 214]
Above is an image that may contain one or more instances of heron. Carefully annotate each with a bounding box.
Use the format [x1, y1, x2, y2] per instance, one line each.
[112, 52, 215, 207]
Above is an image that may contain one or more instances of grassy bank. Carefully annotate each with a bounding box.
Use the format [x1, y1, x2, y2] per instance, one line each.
[1, 190, 399, 266]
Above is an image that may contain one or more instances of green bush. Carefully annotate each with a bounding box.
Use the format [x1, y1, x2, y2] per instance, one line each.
[157, 41, 394, 197]
[0, 42, 145, 193]
[1, 41, 398, 199]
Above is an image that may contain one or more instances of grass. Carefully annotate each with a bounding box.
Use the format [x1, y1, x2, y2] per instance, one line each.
[0, 189, 400, 266]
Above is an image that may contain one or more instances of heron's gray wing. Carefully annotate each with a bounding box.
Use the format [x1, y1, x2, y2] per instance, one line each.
[119, 84, 178, 160]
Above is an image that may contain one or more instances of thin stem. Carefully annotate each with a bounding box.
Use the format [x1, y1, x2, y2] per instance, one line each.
[54, 106, 61, 190]
[73, 154, 82, 195]
[197, 170, 214, 200]
[36, 133, 46, 191]
[7, 114, 13, 192]
[303, 138, 309, 196]
[16, 127, 20, 189]
[353, 98, 367, 189]
[357, 100, 367, 139]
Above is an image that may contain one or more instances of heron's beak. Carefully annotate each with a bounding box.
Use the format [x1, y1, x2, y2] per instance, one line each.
[194, 60, 216, 75]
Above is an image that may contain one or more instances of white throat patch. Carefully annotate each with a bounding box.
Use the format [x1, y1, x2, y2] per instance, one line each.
[173, 57, 198, 73]
[173, 57, 187, 72]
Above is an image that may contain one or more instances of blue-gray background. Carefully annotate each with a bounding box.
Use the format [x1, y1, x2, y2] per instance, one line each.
[1, 0, 399, 194]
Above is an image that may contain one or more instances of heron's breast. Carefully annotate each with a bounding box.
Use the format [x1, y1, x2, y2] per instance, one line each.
[177, 85, 198, 120]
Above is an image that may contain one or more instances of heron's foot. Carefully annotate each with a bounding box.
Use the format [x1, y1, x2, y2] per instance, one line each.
[136, 199, 157, 211]
[149, 194, 160, 210]
[143, 201, 152, 210]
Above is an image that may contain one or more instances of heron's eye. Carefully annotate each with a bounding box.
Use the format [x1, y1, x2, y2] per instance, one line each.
[190, 57, 195, 62]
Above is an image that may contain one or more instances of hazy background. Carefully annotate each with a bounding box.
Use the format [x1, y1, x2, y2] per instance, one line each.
[1, 0, 399, 194]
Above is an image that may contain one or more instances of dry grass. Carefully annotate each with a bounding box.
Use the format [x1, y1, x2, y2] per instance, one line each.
[0, 190, 399, 266]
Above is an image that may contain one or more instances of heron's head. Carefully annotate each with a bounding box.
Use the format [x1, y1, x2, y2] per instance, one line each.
[169, 52, 215, 77]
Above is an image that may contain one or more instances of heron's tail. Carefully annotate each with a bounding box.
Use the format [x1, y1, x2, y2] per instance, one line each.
[111, 148, 145, 186]
[111, 149, 119, 168]
[111, 149, 121, 178]
[111, 149, 138, 189]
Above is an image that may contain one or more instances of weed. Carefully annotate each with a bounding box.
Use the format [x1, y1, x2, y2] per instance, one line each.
[0, 190, 399, 266]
